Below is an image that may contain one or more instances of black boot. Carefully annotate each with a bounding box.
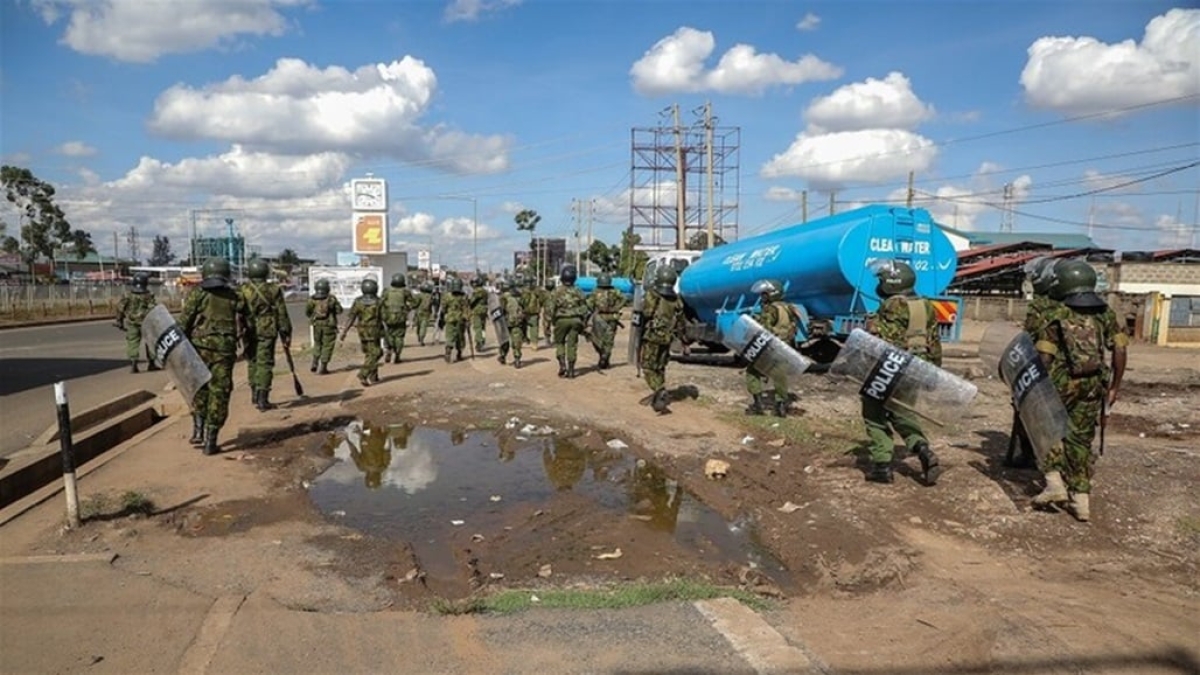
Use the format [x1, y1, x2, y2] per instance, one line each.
[567, 360, 576, 379]
[385, 350, 394, 364]
[773, 398, 788, 418]
[514, 358, 522, 369]
[370, 371, 380, 384]
[310, 357, 318, 373]
[260, 389, 275, 411]
[455, 349, 463, 362]
[202, 426, 220, 456]
[318, 362, 329, 375]
[130, 360, 139, 374]
[190, 416, 205, 447]
[744, 393, 768, 416]
[498, 350, 507, 365]
[146, 357, 160, 372]
[599, 355, 610, 370]
[913, 441, 942, 486]
[557, 357, 567, 377]
[651, 388, 671, 415]
[867, 462, 894, 484]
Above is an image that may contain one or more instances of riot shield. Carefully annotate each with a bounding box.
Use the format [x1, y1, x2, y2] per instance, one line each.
[591, 312, 613, 350]
[141, 304, 212, 406]
[488, 293, 510, 350]
[627, 285, 645, 365]
[979, 323, 1068, 465]
[720, 313, 814, 385]
[830, 328, 977, 421]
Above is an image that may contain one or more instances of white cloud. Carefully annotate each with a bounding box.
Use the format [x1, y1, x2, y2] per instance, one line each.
[56, 141, 97, 157]
[796, 12, 820, 31]
[910, 163, 1033, 231]
[443, 0, 521, 23]
[107, 145, 351, 199]
[1020, 8, 1200, 116]
[630, 26, 841, 96]
[761, 128, 937, 189]
[765, 186, 804, 202]
[804, 72, 935, 133]
[1151, 213, 1192, 248]
[32, 0, 307, 63]
[147, 57, 512, 174]
[2, 152, 33, 166]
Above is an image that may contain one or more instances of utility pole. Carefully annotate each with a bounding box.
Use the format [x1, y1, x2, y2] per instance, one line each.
[906, 171, 915, 208]
[829, 192, 836, 216]
[801, 190, 808, 223]
[586, 199, 595, 275]
[1087, 197, 1096, 241]
[573, 199, 581, 271]
[705, 101, 715, 249]
[673, 103, 686, 250]
[1001, 183, 1015, 233]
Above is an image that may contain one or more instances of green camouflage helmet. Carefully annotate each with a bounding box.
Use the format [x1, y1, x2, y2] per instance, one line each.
[560, 265, 578, 285]
[1024, 257, 1058, 296]
[597, 273, 613, 289]
[199, 254, 229, 281]
[751, 278, 784, 301]
[544, 279, 555, 291]
[313, 279, 331, 298]
[653, 265, 678, 296]
[1048, 259, 1096, 300]
[448, 277, 465, 294]
[247, 258, 270, 280]
[875, 260, 916, 297]
[361, 278, 379, 296]
[390, 273, 406, 288]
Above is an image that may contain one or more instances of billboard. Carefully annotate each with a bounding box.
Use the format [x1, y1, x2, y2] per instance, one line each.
[308, 266, 383, 311]
[417, 249, 431, 270]
[353, 213, 387, 255]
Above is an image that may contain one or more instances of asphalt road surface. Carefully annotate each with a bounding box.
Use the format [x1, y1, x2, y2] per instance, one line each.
[0, 303, 310, 458]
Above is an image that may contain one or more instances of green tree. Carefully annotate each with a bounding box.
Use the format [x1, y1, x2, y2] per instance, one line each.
[686, 230, 727, 251]
[514, 208, 542, 279]
[277, 247, 300, 273]
[149, 235, 176, 266]
[619, 230, 649, 280]
[1, 166, 94, 279]
[583, 238, 621, 273]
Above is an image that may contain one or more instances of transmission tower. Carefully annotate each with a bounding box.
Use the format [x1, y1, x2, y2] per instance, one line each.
[126, 226, 141, 264]
[1000, 183, 1015, 233]
[629, 102, 740, 251]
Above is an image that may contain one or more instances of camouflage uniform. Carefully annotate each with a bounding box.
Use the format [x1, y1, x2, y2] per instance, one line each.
[351, 423, 393, 490]
[551, 283, 589, 377]
[1034, 303, 1126, 495]
[115, 286, 156, 369]
[344, 294, 383, 386]
[239, 278, 292, 407]
[522, 280, 544, 347]
[862, 294, 942, 474]
[639, 288, 685, 404]
[415, 287, 435, 346]
[381, 285, 416, 363]
[542, 438, 588, 491]
[440, 288, 470, 362]
[497, 285, 526, 367]
[540, 282, 554, 344]
[181, 282, 248, 453]
[469, 282, 489, 350]
[745, 299, 797, 415]
[587, 286, 626, 369]
[305, 292, 342, 374]
[1008, 293, 1064, 466]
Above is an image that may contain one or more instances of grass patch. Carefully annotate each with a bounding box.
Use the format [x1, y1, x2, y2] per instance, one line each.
[1175, 515, 1200, 538]
[79, 490, 156, 521]
[432, 578, 773, 616]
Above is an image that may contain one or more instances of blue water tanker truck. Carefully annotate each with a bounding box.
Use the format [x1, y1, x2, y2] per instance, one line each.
[641, 204, 961, 364]
[576, 275, 636, 300]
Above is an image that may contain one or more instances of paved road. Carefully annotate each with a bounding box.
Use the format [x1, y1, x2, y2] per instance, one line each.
[0, 304, 310, 458]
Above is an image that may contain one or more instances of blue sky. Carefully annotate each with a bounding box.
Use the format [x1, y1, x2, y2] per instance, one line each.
[1, 0, 1197, 271]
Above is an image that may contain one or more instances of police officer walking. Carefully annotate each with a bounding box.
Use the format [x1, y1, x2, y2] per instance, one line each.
[861, 261, 943, 485]
[744, 279, 797, 417]
[1030, 259, 1127, 522]
[415, 283, 435, 346]
[587, 273, 626, 370]
[1006, 257, 1064, 467]
[340, 278, 384, 386]
[381, 273, 416, 363]
[306, 278, 342, 374]
[497, 278, 527, 368]
[181, 257, 249, 455]
[550, 265, 588, 378]
[439, 277, 470, 362]
[115, 271, 158, 373]
[639, 266, 686, 414]
[469, 276, 489, 352]
[239, 258, 292, 411]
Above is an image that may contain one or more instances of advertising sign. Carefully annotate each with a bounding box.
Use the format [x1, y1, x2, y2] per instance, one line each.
[353, 213, 387, 255]
[417, 249, 431, 270]
[308, 266, 384, 311]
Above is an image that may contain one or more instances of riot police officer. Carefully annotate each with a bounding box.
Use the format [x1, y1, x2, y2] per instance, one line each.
[587, 272, 626, 370]
[305, 278, 342, 374]
[381, 273, 416, 363]
[239, 258, 291, 410]
[340, 278, 384, 386]
[744, 279, 796, 417]
[550, 265, 589, 378]
[639, 266, 686, 414]
[115, 272, 158, 373]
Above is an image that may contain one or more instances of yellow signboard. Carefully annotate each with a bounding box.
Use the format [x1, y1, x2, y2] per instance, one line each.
[353, 212, 387, 255]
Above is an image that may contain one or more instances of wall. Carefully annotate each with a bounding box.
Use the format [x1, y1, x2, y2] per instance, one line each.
[1101, 261, 1200, 296]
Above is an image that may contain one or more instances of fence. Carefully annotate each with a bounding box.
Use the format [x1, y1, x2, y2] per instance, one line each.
[0, 284, 187, 323]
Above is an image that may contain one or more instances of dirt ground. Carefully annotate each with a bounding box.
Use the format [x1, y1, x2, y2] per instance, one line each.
[3, 318, 1198, 673]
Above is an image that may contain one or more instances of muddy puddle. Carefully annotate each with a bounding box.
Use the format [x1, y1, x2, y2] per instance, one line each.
[308, 418, 787, 588]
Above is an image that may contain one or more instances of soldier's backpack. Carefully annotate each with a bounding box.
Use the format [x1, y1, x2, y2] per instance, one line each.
[1052, 311, 1105, 378]
[383, 290, 408, 325]
[312, 298, 331, 320]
